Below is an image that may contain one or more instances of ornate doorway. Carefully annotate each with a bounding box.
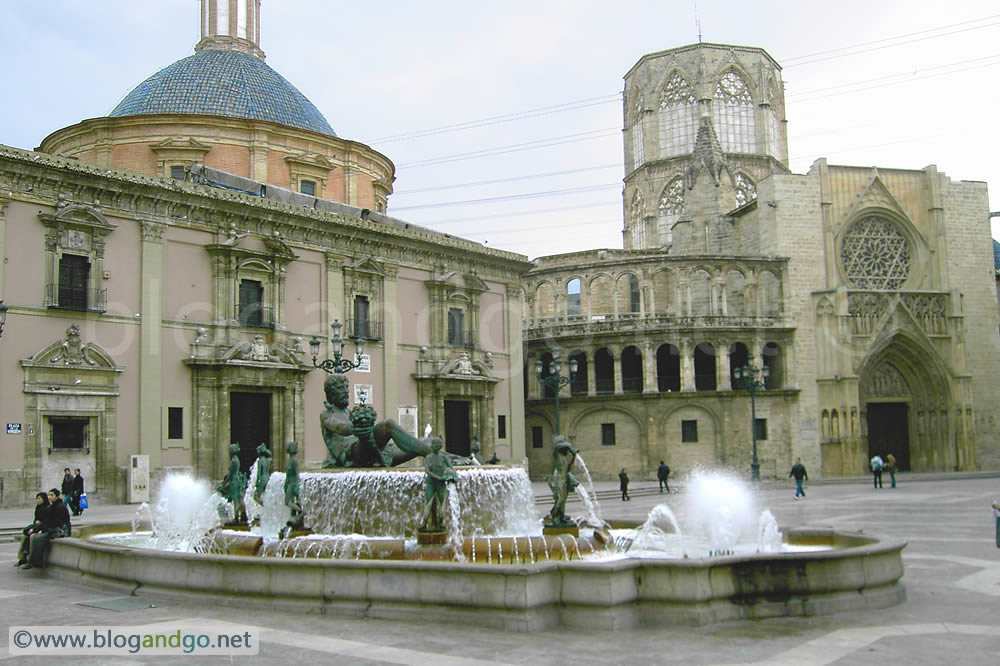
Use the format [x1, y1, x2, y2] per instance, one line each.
[230, 392, 271, 474]
[866, 402, 910, 471]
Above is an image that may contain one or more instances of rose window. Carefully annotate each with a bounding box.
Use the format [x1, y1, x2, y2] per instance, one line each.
[840, 216, 911, 289]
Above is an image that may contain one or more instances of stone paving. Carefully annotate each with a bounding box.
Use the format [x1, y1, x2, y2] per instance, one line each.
[0, 473, 997, 664]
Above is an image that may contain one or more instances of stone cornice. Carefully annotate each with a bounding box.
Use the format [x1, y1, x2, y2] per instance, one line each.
[0, 145, 533, 283]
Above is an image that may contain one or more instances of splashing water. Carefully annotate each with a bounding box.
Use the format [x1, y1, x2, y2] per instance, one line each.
[132, 473, 226, 552]
[757, 510, 782, 553]
[571, 455, 604, 526]
[684, 468, 759, 554]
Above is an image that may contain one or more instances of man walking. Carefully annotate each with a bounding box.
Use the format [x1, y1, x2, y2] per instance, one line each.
[71, 468, 85, 516]
[618, 468, 630, 501]
[789, 457, 808, 499]
[884, 453, 897, 488]
[657, 461, 671, 493]
[870, 454, 884, 489]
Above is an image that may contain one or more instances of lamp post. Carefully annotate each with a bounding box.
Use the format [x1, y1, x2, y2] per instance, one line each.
[309, 319, 365, 374]
[733, 356, 769, 482]
[534, 347, 578, 435]
[0, 301, 7, 339]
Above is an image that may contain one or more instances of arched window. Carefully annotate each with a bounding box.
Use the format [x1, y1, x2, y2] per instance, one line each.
[621, 346, 643, 393]
[629, 190, 645, 249]
[762, 342, 782, 389]
[652, 270, 673, 315]
[728, 342, 749, 389]
[725, 269, 746, 316]
[690, 269, 713, 315]
[629, 274, 641, 314]
[566, 278, 581, 316]
[590, 275, 613, 317]
[658, 72, 697, 157]
[594, 348, 614, 394]
[631, 95, 645, 171]
[657, 344, 680, 392]
[766, 83, 783, 160]
[534, 282, 555, 318]
[569, 351, 588, 396]
[734, 173, 757, 207]
[760, 270, 782, 317]
[694, 342, 717, 391]
[713, 71, 756, 153]
[657, 177, 685, 248]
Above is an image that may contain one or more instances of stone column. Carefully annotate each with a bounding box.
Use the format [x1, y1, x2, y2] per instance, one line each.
[139, 220, 165, 474]
[613, 347, 623, 395]
[585, 347, 596, 397]
[719, 339, 732, 391]
[324, 254, 344, 358]
[382, 266, 399, 418]
[643, 341, 657, 393]
[681, 339, 695, 391]
[506, 285, 526, 461]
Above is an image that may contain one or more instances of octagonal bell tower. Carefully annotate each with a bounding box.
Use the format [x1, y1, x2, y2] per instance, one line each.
[622, 43, 789, 253]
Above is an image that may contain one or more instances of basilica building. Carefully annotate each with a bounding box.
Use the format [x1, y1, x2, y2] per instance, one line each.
[524, 43, 1000, 480]
[0, 0, 531, 505]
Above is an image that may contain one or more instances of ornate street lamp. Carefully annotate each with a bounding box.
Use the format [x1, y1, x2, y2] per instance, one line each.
[733, 356, 769, 481]
[0, 301, 7, 339]
[534, 346, 579, 435]
[309, 319, 365, 374]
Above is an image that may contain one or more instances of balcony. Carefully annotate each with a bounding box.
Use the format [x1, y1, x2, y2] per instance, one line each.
[236, 304, 275, 329]
[345, 318, 383, 341]
[44, 284, 107, 314]
[448, 330, 476, 348]
[523, 312, 787, 340]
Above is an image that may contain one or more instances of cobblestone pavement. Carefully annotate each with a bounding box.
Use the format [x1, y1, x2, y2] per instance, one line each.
[0, 474, 997, 664]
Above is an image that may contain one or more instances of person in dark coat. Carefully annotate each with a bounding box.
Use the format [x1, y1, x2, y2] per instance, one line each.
[71, 468, 85, 516]
[60, 468, 73, 501]
[22, 489, 71, 569]
[15, 492, 49, 567]
[619, 468, 630, 501]
[789, 457, 808, 499]
[657, 461, 671, 493]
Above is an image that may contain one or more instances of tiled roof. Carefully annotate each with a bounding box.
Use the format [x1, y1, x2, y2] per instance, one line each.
[109, 50, 336, 136]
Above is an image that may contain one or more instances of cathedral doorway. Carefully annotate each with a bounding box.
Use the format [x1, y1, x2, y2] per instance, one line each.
[230, 392, 271, 474]
[865, 402, 910, 471]
[444, 400, 471, 456]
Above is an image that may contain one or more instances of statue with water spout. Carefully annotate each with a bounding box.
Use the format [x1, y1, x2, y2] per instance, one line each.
[420, 436, 458, 532]
[284, 441, 304, 530]
[546, 435, 579, 527]
[320, 374, 433, 467]
[253, 442, 271, 504]
[217, 442, 247, 524]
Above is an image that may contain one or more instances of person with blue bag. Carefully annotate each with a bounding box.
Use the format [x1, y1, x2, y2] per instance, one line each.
[21, 488, 71, 569]
[71, 468, 86, 516]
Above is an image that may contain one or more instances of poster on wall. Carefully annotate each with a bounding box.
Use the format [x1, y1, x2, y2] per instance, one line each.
[355, 354, 371, 373]
[398, 406, 418, 437]
[353, 384, 373, 407]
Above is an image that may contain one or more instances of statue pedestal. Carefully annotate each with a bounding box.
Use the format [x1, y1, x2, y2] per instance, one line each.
[417, 530, 449, 545]
[543, 524, 579, 537]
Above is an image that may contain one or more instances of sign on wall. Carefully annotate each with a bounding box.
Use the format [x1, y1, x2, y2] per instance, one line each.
[6, 424, 21, 435]
[353, 384, 373, 407]
[398, 406, 418, 437]
[355, 354, 371, 373]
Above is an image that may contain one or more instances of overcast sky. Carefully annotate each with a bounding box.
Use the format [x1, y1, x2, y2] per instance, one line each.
[2, 1, 998, 258]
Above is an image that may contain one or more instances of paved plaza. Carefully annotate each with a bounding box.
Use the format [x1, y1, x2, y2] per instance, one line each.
[0, 474, 997, 664]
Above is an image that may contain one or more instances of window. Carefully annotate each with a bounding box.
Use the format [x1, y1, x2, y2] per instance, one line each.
[57, 254, 90, 310]
[656, 178, 684, 248]
[448, 307, 468, 346]
[629, 191, 645, 249]
[168, 407, 184, 440]
[682, 419, 698, 443]
[629, 274, 641, 313]
[754, 418, 768, 441]
[170, 165, 187, 180]
[659, 72, 698, 158]
[631, 99, 645, 171]
[497, 415, 507, 439]
[601, 423, 616, 446]
[713, 71, 756, 153]
[51, 418, 87, 450]
[238, 279, 266, 327]
[566, 278, 581, 316]
[353, 295, 371, 339]
[299, 179, 316, 196]
[531, 426, 543, 449]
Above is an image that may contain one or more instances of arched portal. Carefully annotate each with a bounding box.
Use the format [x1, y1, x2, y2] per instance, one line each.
[857, 331, 957, 472]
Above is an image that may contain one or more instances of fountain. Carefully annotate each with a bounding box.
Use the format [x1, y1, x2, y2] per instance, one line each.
[46, 373, 905, 631]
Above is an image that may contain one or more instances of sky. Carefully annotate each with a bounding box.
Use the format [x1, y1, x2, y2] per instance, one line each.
[2, 1, 999, 259]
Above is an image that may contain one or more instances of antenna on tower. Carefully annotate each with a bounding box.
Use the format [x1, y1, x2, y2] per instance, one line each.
[693, 0, 702, 42]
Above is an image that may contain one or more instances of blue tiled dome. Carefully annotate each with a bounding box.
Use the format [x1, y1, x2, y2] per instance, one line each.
[110, 50, 336, 136]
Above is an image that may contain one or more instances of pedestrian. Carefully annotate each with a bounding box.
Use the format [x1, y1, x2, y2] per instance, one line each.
[60, 468, 73, 503]
[870, 454, 884, 489]
[15, 492, 49, 567]
[993, 501, 1000, 549]
[789, 457, 808, 498]
[22, 488, 71, 570]
[884, 453, 897, 488]
[657, 461, 671, 493]
[71, 468, 85, 516]
[619, 468, 630, 501]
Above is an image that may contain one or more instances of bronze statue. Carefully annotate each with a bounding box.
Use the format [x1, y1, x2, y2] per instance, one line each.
[218, 442, 248, 524]
[546, 435, 579, 527]
[420, 436, 458, 532]
[253, 442, 271, 504]
[320, 374, 432, 467]
[284, 441, 303, 530]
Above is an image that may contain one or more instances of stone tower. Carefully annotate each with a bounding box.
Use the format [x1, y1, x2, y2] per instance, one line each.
[622, 43, 789, 253]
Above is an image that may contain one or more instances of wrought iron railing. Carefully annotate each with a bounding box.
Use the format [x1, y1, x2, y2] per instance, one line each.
[345, 318, 383, 340]
[448, 330, 476, 348]
[236, 303, 275, 329]
[44, 284, 107, 313]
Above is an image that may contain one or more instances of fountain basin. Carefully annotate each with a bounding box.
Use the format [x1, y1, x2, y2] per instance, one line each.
[50, 525, 905, 631]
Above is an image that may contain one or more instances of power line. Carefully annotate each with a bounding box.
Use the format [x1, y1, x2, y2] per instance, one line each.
[396, 128, 620, 169]
[393, 163, 621, 195]
[781, 14, 1000, 66]
[396, 201, 621, 226]
[391, 183, 621, 211]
